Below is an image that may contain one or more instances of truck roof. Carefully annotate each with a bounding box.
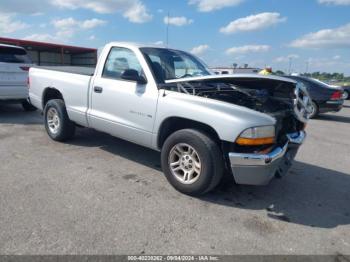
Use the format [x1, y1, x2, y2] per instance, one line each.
[106, 42, 174, 50]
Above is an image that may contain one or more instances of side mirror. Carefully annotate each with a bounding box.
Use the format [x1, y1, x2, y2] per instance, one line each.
[120, 69, 147, 84]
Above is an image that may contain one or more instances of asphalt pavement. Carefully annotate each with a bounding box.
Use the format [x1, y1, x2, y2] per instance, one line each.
[0, 101, 349, 255]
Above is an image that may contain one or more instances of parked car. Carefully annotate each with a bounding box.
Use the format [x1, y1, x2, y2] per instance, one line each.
[0, 44, 36, 111]
[342, 86, 350, 100]
[29, 42, 310, 195]
[286, 76, 344, 118]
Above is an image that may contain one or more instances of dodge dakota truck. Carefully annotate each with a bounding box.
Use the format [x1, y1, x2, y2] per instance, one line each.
[29, 42, 311, 195]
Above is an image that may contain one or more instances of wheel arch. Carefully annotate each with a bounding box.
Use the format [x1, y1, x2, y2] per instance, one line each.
[157, 117, 222, 150]
[42, 87, 64, 108]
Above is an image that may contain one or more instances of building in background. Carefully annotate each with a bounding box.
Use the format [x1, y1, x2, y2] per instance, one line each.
[211, 64, 260, 75]
[0, 37, 97, 67]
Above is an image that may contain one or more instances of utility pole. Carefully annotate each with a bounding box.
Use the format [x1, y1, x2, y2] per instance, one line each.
[288, 57, 292, 75]
[305, 60, 309, 75]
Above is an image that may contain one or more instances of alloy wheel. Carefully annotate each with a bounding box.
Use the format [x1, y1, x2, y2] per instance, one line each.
[168, 143, 202, 185]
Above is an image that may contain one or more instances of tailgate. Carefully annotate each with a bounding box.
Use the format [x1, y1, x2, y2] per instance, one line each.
[0, 63, 31, 86]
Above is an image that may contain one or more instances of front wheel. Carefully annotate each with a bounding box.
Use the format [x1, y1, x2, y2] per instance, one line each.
[161, 129, 224, 196]
[44, 99, 75, 141]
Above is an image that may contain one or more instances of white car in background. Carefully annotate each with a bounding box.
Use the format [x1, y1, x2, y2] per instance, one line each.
[0, 44, 36, 111]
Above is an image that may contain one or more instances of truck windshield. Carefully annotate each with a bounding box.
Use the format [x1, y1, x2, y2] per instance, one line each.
[0, 47, 32, 64]
[140, 47, 211, 82]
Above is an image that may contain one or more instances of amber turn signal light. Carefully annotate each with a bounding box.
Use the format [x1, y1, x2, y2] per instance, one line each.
[236, 137, 275, 146]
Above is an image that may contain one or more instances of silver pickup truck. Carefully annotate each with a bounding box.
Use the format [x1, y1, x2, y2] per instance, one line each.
[29, 42, 311, 195]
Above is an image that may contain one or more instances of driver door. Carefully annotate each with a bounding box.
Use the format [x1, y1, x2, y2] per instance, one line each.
[88, 47, 158, 148]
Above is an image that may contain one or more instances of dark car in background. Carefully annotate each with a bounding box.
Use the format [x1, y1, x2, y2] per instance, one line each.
[286, 76, 344, 118]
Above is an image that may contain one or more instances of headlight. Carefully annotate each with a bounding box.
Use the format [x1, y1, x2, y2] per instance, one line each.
[236, 126, 275, 146]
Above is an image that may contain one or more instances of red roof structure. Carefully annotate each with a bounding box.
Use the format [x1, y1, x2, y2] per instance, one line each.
[0, 37, 97, 66]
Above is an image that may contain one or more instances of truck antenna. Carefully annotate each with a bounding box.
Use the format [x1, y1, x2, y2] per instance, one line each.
[166, 11, 170, 47]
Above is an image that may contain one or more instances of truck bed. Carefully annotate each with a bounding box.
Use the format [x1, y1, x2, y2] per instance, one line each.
[33, 66, 95, 76]
[29, 66, 93, 127]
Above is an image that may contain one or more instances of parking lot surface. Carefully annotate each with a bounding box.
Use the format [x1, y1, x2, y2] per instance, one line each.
[0, 101, 350, 255]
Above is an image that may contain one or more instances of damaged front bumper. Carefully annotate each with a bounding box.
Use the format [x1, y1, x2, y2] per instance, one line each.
[229, 131, 306, 185]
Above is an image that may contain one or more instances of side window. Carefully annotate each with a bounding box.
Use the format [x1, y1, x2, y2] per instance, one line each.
[102, 47, 143, 80]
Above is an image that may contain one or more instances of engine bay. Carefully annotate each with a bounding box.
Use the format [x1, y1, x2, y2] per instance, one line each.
[161, 78, 296, 114]
[161, 77, 305, 145]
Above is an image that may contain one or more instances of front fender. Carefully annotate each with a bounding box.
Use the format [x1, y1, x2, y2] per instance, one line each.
[153, 91, 276, 145]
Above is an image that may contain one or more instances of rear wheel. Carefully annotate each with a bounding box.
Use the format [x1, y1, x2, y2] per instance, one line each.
[308, 101, 319, 119]
[44, 99, 75, 141]
[22, 100, 37, 111]
[161, 129, 224, 196]
[343, 91, 349, 100]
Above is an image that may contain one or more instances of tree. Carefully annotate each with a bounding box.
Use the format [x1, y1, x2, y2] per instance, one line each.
[300, 71, 349, 83]
[275, 70, 285, 76]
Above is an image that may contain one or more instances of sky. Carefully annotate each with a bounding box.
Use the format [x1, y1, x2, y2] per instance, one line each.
[1, 0, 350, 75]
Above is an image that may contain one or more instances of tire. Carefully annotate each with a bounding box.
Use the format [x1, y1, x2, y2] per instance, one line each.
[343, 91, 349, 100]
[161, 129, 224, 196]
[22, 100, 37, 111]
[309, 101, 319, 119]
[44, 99, 75, 141]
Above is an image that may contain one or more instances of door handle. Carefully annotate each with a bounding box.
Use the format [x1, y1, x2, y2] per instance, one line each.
[94, 86, 103, 93]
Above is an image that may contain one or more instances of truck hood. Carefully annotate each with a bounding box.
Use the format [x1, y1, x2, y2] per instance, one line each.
[164, 74, 296, 85]
[161, 73, 311, 124]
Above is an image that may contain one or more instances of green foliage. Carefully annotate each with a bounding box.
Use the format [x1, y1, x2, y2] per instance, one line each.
[301, 72, 350, 84]
[275, 70, 285, 76]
